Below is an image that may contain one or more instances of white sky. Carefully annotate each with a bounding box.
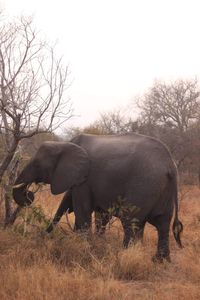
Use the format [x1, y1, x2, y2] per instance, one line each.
[1, 0, 200, 128]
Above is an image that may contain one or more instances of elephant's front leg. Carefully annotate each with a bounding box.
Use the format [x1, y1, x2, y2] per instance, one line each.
[72, 184, 92, 231]
[46, 190, 72, 233]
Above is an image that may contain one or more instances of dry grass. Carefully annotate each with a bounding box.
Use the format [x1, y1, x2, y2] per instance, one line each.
[0, 186, 200, 299]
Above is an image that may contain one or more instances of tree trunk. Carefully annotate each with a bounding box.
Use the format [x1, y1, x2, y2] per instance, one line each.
[2, 151, 21, 226]
[4, 186, 14, 225]
[0, 142, 18, 183]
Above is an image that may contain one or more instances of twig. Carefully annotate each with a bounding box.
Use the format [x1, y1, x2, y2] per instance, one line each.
[65, 208, 73, 231]
[23, 207, 28, 236]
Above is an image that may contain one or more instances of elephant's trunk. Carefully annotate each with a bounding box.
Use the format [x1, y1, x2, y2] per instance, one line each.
[12, 183, 34, 207]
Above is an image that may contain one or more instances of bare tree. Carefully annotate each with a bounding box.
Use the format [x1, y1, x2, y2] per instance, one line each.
[138, 79, 200, 135]
[64, 109, 136, 140]
[0, 16, 72, 222]
[0, 16, 72, 180]
[97, 110, 134, 134]
[137, 79, 200, 181]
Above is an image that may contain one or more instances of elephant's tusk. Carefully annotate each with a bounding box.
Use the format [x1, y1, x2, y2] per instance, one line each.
[12, 183, 26, 189]
[29, 183, 45, 194]
[13, 182, 44, 192]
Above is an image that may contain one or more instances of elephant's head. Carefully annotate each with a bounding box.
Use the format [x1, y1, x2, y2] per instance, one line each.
[12, 141, 89, 207]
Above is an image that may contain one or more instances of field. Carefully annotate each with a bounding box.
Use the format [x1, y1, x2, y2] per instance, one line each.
[0, 186, 200, 300]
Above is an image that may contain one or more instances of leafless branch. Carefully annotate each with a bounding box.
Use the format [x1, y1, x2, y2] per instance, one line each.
[0, 15, 72, 182]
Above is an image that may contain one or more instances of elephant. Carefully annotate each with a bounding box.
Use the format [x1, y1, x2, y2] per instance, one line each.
[12, 133, 183, 262]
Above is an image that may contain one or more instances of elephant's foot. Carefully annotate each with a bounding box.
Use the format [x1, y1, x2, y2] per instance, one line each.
[152, 252, 171, 263]
[123, 237, 130, 248]
[74, 220, 91, 231]
[123, 232, 142, 248]
[96, 228, 106, 236]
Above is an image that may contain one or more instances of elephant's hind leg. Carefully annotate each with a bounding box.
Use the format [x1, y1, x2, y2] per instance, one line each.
[150, 216, 171, 263]
[121, 218, 146, 248]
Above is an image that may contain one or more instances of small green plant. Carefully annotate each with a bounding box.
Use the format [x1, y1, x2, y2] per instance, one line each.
[107, 196, 140, 232]
[108, 196, 140, 218]
[14, 205, 51, 236]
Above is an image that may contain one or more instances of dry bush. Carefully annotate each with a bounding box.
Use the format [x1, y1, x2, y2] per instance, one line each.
[114, 243, 153, 280]
[0, 186, 200, 299]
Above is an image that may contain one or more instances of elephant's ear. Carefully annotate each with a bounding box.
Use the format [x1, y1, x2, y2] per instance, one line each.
[51, 143, 90, 195]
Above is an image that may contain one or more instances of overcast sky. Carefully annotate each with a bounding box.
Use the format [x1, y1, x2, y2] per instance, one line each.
[2, 0, 200, 128]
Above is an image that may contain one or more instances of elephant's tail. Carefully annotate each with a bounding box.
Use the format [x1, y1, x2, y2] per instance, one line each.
[171, 172, 183, 248]
[173, 218, 183, 248]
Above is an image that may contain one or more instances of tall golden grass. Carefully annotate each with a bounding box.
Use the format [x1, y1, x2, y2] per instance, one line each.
[0, 185, 200, 300]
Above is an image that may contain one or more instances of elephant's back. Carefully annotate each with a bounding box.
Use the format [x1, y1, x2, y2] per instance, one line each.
[72, 133, 174, 169]
[72, 133, 147, 154]
[75, 133, 176, 188]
